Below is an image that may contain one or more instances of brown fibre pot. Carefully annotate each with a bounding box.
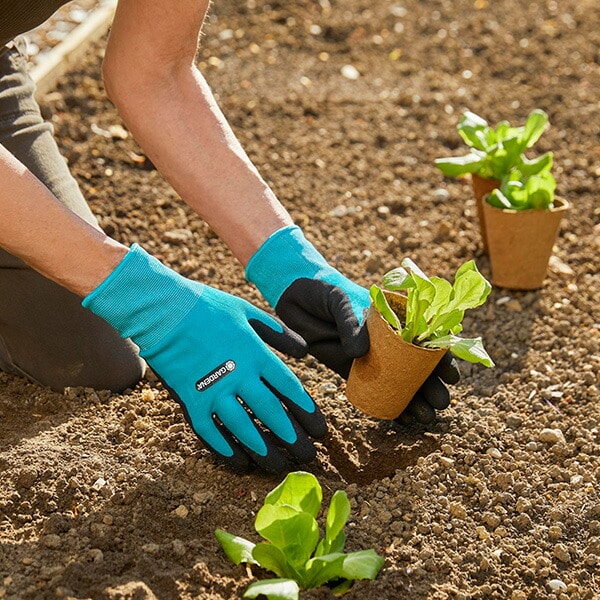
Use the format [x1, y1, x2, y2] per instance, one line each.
[346, 291, 447, 420]
[482, 197, 569, 290]
[471, 174, 500, 255]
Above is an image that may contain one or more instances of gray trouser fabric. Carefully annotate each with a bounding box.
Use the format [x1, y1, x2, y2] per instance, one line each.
[0, 39, 145, 392]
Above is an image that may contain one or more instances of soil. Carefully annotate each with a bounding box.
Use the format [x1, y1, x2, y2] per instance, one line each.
[1, 0, 599, 599]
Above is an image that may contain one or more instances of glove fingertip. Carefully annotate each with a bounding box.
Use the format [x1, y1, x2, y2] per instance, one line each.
[403, 395, 437, 425]
[345, 322, 370, 359]
[435, 354, 461, 384]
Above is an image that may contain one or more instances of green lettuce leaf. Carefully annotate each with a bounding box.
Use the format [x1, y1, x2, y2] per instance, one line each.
[243, 578, 300, 600]
[263, 471, 322, 518]
[215, 529, 257, 565]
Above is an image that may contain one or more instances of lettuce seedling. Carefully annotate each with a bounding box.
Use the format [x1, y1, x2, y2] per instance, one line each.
[215, 472, 384, 600]
[486, 169, 557, 211]
[434, 109, 553, 181]
[371, 259, 494, 367]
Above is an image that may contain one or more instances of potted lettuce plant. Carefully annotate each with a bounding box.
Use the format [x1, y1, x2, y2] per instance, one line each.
[482, 169, 569, 289]
[346, 259, 494, 420]
[434, 109, 552, 252]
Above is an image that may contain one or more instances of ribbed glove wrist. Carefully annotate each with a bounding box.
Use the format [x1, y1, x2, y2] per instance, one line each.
[82, 244, 202, 351]
[245, 226, 333, 307]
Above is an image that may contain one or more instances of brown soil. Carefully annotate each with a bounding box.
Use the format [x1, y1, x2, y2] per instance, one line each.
[1, 0, 599, 598]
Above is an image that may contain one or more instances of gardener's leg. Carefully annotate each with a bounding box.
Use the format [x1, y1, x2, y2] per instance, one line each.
[0, 39, 145, 392]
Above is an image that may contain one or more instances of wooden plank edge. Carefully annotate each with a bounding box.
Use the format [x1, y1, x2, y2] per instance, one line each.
[31, 0, 117, 99]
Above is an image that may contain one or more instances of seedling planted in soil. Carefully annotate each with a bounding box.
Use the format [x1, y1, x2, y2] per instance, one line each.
[371, 258, 494, 367]
[215, 471, 385, 599]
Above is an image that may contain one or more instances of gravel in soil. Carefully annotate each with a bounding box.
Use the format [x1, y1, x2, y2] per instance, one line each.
[1, 0, 599, 599]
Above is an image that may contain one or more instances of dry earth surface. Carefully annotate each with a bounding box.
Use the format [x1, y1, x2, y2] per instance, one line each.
[1, 0, 599, 598]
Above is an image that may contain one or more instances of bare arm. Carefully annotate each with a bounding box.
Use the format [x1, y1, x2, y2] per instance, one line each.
[0, 145, 126, 296]
[0, 0, 289, 296]
[102, 0, 293, 266]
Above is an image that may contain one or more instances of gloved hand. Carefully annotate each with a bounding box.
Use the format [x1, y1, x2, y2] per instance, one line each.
[245, 226, 370, 379]
[82, 244, 327, 474]
[246, 226, 460, 424]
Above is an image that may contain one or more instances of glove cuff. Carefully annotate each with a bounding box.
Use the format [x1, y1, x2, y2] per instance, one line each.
[82, 244, 202, 351]
[245, 226, 330, 307]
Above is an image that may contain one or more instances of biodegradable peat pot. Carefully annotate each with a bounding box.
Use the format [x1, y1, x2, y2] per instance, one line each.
[471, 174, 500, 254]
[346, 291, 447, 420]
[482, 197, 569, 290]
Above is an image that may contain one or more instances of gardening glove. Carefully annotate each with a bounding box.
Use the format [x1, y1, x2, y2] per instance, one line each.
[246, 226, 460, 424]
[245, 225, 370, 379]
[82, 244, 327, 474]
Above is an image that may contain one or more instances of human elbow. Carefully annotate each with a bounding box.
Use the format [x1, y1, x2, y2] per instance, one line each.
[102, 48, 193, 108]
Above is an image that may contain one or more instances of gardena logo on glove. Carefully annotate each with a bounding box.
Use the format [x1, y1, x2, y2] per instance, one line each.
[195, 360, 236, 392]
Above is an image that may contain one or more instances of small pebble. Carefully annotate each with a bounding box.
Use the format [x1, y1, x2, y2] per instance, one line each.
[548, 256, 574, 275]
[320, 382, 337, 394]
[548, 579, 567, 592]
[92, 477, 107, 491]
[330, 205, 348, 217]
[433, 188, 450, 201]
[173, 505, 189, 518]
[341, 64, 360, 80]
[506, 299, 523, 312]
[506, 413, 523, 428]
[162, 229, 193, 243]
[539, 428, 566, 444]
[486, 447, 502, 459]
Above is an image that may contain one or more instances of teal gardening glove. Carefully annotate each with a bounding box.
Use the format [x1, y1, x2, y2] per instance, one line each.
[246, 226, 370, 379]
[82, 244, 327, 473]
[246, 226, 460, 424]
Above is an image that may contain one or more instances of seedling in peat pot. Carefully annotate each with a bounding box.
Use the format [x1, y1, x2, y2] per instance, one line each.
[371, 258, 494, 367]
[215, 471, 385, 600]
[434, 109, 553, 181]
[346, 258, 494, 421]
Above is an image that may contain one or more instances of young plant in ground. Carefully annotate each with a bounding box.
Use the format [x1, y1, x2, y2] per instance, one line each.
[371, 259, 494, 367]
[434, 109, 552, 181]
[486, 168, 557, 211]
[215, 472, 384, 600]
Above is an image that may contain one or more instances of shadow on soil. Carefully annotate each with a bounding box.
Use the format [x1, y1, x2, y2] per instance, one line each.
[322, 429, 441, 486]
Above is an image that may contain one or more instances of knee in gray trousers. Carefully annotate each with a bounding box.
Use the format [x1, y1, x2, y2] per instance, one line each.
[0, 39, 145, 392]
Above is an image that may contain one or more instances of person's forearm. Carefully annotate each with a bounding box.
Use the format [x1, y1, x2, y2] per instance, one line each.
[105, 65, 292, 266]
[0, 145, 127, 297]
[103, 1, 292, 266]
